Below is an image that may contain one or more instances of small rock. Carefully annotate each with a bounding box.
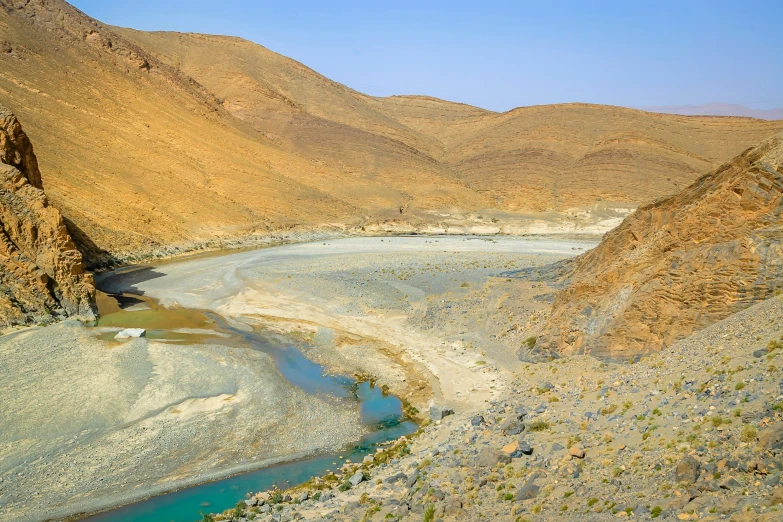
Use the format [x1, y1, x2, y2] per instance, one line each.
[114, 328, 146, 339]
[349, 471, 365, 487]
[430, 405, 454, 421]
[384, 472, 407, 484]
[770, 486, 783, 505]
[471, 415, 485, 426]
[719, 476, 741, 490]
[568, 446, 585, 459]
[502, 440, 521, 456]
[500, 416, 525, 435]
[515, 474, 541, 501]
[444, 497, 462, 515]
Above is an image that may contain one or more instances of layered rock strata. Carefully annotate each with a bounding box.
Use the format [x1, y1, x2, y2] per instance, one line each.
[540, 132, 783, 357]
[0, 105, 95, 326]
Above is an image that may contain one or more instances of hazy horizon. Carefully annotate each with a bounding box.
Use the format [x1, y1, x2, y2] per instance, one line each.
[70, 0, 783, 114]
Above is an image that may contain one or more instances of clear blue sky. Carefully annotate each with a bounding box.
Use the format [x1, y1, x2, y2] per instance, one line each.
[70, 0, 783, 112]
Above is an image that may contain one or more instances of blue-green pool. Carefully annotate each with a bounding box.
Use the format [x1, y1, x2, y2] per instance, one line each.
[81, 294, 417, 522]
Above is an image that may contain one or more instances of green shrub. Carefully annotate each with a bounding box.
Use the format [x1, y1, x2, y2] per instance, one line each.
[423, 504, 435, 522]
[651, 506, 662, 518]
[232, 501, 246, 518]
[600, 404, 618, 415]
[528, 420, 550, 432]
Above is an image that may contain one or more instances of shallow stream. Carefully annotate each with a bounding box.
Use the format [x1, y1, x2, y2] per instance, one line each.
[80, 291, 417, 522]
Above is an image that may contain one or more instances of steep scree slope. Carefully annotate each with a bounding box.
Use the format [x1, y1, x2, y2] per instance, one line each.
[540, 132, 783, 358]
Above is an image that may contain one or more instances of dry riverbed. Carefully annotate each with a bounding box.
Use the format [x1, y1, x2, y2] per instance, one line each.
[98, 236, 594, 415]
[0, 236, 593, 522]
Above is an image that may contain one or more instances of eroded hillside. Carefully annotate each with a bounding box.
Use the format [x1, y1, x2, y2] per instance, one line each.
[539, 132, 783, 358]
[1, 0, 782, 265]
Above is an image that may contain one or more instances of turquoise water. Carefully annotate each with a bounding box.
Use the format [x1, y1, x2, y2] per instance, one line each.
[83, 295, 416, 522]
[83, 382, 415, 522]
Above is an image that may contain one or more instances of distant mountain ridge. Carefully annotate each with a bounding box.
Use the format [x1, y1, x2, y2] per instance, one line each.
[1, 0, 783, 266]
[641, 103, 783, 120]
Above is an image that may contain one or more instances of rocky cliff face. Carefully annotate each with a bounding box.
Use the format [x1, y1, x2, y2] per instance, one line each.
[539, 132, 783, 358]
[0, 104, 95, 326]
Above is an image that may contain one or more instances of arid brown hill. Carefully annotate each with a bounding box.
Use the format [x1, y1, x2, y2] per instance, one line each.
[0, 104, 95, 326]
[1, 0, 782, 263]
[539, 132, 783, 358]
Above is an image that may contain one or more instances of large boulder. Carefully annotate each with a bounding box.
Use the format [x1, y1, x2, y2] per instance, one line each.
[675, 456, 702, 484]
[476, 448, 511, 467]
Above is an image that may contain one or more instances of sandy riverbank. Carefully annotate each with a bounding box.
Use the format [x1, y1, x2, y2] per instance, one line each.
[0, 321, 363, 522]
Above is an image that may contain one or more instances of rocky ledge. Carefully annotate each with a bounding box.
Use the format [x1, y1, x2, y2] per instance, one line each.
[0, 105, 95, 326]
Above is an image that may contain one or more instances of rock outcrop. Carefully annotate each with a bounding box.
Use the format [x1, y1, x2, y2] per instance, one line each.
[540, 132, 783, 357]
[0, 104, 95, 326]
